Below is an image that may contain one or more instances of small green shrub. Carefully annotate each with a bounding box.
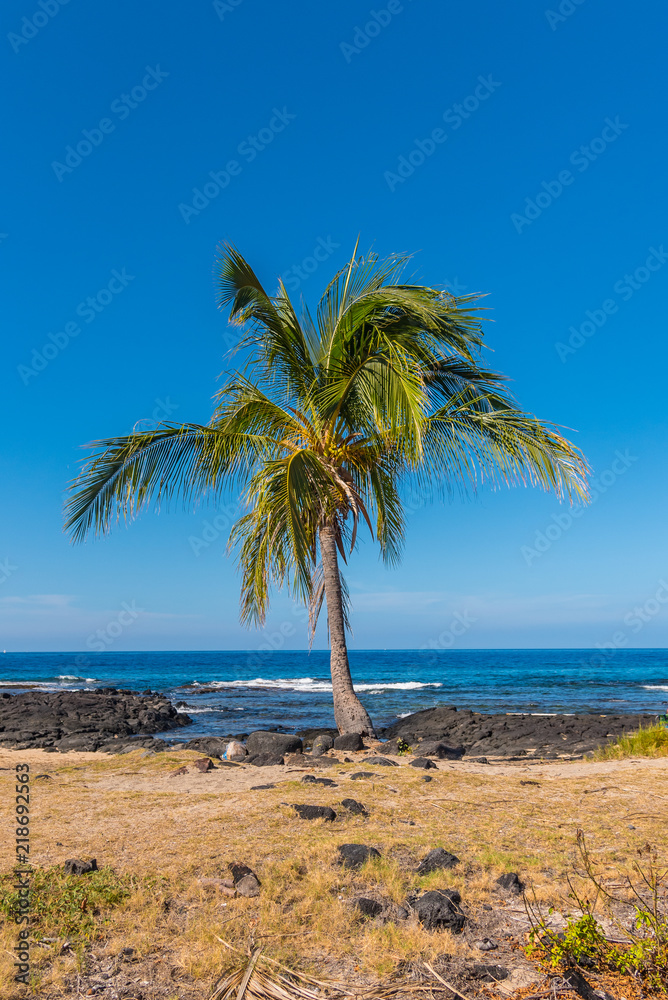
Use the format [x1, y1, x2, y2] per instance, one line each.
[594, 722, 668, 759]
[526, 833, 668, 990]
[396, 739, 412, 756]
[0, 865, 147, 942]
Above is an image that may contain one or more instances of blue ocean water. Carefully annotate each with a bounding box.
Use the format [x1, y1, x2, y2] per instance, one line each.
[1, 649, 667, 739]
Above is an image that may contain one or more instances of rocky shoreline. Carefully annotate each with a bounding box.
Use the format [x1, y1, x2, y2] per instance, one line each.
[0, 690, 658, 758]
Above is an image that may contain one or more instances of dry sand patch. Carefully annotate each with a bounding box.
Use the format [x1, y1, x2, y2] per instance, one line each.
[1, 748, 666, 998]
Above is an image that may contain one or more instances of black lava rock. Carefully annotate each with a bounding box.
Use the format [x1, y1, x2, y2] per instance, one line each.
[0, 690, 191, 752]
[333, 733, 364, 751]
[411, 889, 465, 932]
[353, 897, 383, 917]
[414, 740, 466, 760]
[246, 731, 303, 756]
[496, 872, 523, 894]
[471, 964, 509, 982]
[64, 858, 98, 875]
[416, 848, 460, 875]
[365, 756, 398, 766]
[292, 804, 336, 821]
[311, 734, 334, 756]
[341, 798, 368, 816]
[301, 776, 338, 786]
[409, 757, 437, 769]
[350, 771, 376, 780]
[337, 844, 381, 869]
[246, 752, 285, 767]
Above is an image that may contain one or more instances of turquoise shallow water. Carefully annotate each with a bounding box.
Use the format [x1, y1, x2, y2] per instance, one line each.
[1, 649, 667, 738]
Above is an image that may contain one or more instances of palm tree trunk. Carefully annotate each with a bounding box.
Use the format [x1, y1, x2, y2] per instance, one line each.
[319, 524, 376, 736]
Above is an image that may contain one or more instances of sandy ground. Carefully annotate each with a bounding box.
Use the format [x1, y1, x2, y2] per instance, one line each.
[2, 747, 667, 998]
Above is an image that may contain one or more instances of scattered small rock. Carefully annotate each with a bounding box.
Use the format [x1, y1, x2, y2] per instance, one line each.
[411, 889, 466, 932]
[250, 783, 276, 790]
[229, 863, 261, 897]
[337, 843, 381, 869]
[170, 766, 188, 776]
[409, 757, 437, 769]
[350, 771, 376, 780]
[193, 757, 215, 772]
[236, 875, 261, 897]
[415, 848, 460, 875]
[352, 897, 382, 917]
[63, 858, 97, 875]
[520, 779, 540, 786]
[422, 775, 433, 782]
[471, 964, 508, 982]
[285, 752, 336, 768]
[473, 937, 498, 951]
[496, 872, 523, 894]
[292, 804, 336, 821]
[340, 798, 368, 816]
[301, 775, 337, 786]
[333, 733, 364, 751]
[364, 756, 398, 766]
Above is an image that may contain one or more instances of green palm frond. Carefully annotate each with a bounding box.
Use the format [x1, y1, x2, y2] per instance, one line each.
[65, 243, 590, 633]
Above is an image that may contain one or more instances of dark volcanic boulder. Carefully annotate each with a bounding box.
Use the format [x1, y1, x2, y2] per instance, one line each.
[496, 872, 523, 894]
[182, 737, 230, 756]
[337, 844, 381, 869]
[416, 848, 460, 875]
[353, 897, 383, 917]
[365, 756, 398, 766]
[414, 741, 465, 760]
[246, 752, 285, 767]
[292, 804, 336, 821]
[0, 690, 191, 753]
[311, 734, 334, 756]
[341, 798, 368, 816]
[302, 775, 337, 786]
[409, 757, 437, 769]
[246, 731, 302, 756]
[411, 889, 465, 932]
[64, 858, 98, 875]
[350, 772, 376, 780]
[333, 733, 364, 751]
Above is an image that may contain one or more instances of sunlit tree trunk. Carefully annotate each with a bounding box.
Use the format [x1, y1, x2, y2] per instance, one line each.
[319, 524, 376, 736]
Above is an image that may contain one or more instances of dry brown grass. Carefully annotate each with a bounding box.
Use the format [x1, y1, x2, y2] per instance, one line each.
[1, 748, 667, 997]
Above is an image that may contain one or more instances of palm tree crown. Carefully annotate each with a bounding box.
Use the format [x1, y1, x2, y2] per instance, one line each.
[65, 244, 589, 735]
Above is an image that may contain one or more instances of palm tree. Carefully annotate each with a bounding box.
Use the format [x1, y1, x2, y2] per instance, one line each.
[64, 244, 589, 736]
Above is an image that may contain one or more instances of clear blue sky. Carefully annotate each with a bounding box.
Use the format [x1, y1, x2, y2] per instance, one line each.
[2, 0, 667, 653]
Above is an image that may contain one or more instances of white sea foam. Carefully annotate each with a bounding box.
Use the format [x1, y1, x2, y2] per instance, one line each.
[642, 685, 668, 691]
[190, 676, 442, 694]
